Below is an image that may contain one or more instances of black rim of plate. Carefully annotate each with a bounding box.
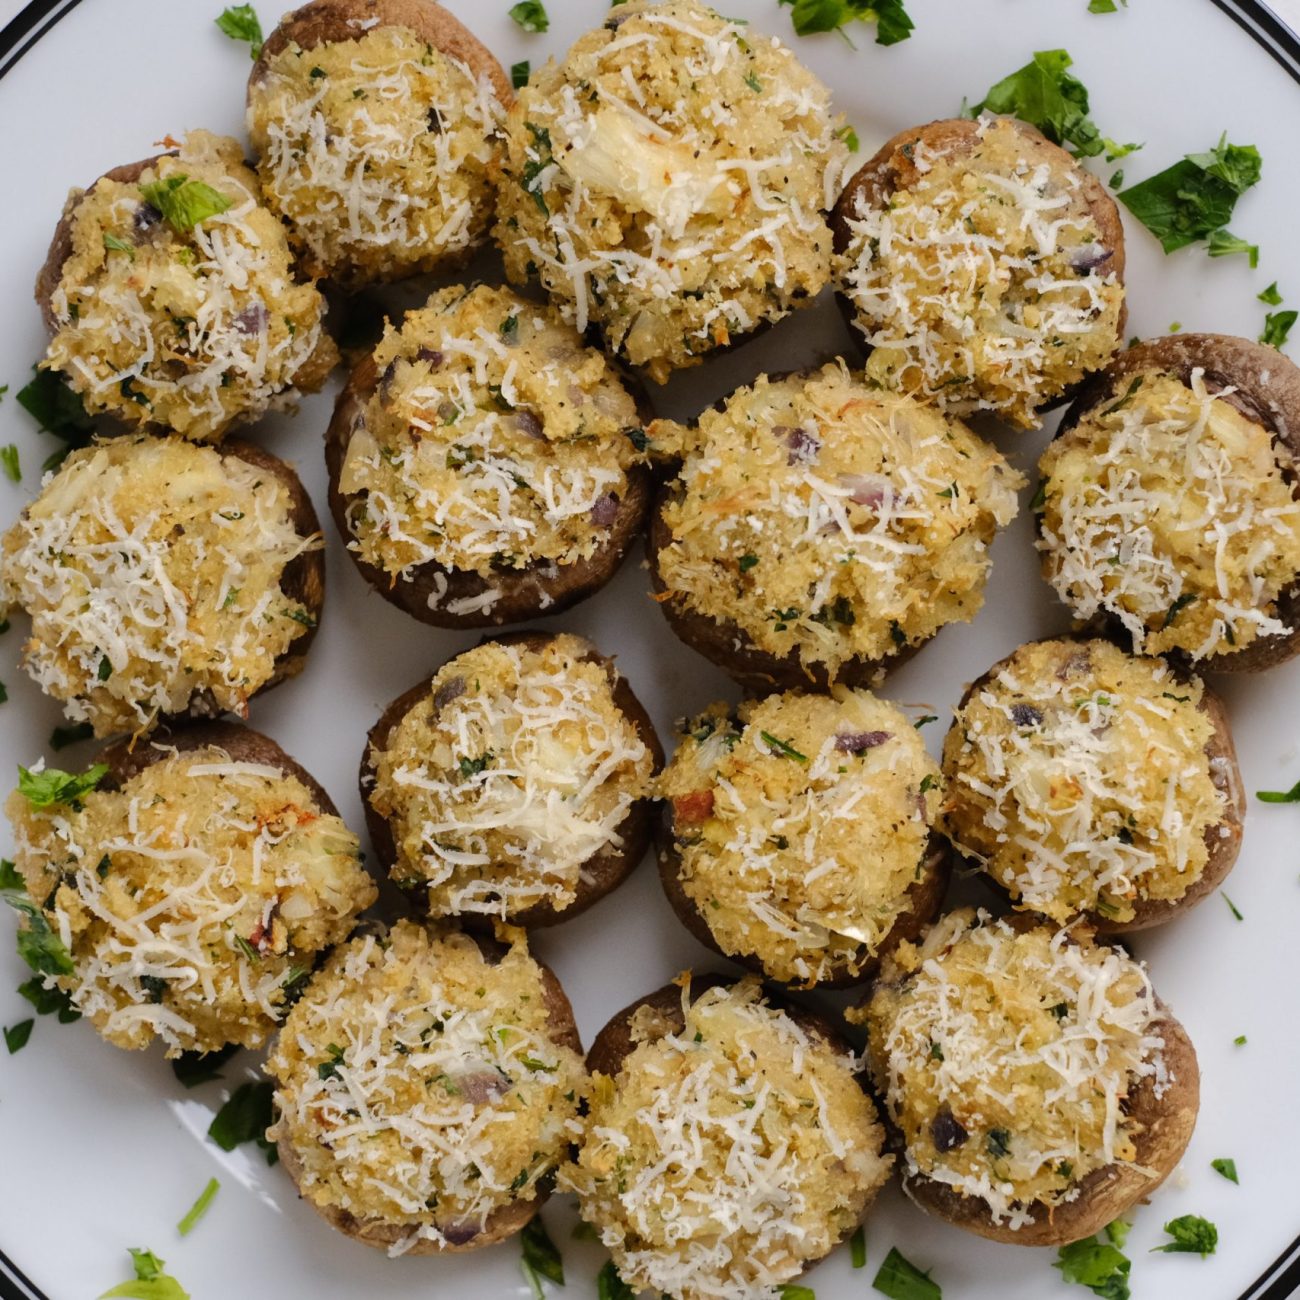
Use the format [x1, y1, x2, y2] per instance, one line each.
[0, 0, 1297, 1297]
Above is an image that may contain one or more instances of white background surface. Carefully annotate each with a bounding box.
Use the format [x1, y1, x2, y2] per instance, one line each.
[1, 2, 1300, 1299]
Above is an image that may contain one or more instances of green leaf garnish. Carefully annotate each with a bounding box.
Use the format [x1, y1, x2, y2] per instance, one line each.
[0, 444, 19, 483]
[207, 1080, 278, 1164]
[16, 367, 95, 467]
[99, 1247, 189, 1300]
[1153, 1214, 1217, 1256]
[18, 975, 80, 1022]
[1221, 892, 1243, 921]
[511, 60, 530, 89]
[596, 1261, 635, 1300]
[1118, 134, 1261, 253]
[1054, 1230, 1131, 1298]
[520, 1215, 564, 1293]
[509, 1, 549, 32]
[872, 1246, 941, 1299]
[215, 5, 263, 56]
[139, 175, 233, 234]
[177, 1178, 220, 1236]
[1259, 281, 1283, 305]
[966, 50, 1113, 157]
[759, 731, 808, 763]
[1261, 309, 1297, 349]
[4, 1019, 33, 1053]
[778, 0, 914, 46]
[1211, 1157, 1239, 1184]
[850, 1224, 867, 1267]
[17, 762, 107, 809]
[1205, 229, 1259, 266]
[171, 1043, 239, 1089]
[48, 722, 93, 752]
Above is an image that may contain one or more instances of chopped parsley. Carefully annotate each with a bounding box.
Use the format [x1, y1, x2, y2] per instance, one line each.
[1088, 0, 1126, 10]
[850, 1225, 867, 1268]
[283, 607, 317, 628]
[521, 122, 554, 214]
[738, 553, 759, 572]
[139, 175, 233, 234]
[1153, 1214, 1218, 1257]
[520, 1215, 564, 1296]
[1163, 592, 1196, 627]
[0, 444, 19, 482]
[207, 1080, 278, 1164]
[458, 752, 494, 778]
[836, 124, 861, 152]
[596, 1261, 635, 1300]
[509, 1, 549, 33]
[1054, 1227, 1131, 1298]
[17, 762, 108, 810]
[4, 1019, 33, 1053]
[759, 731, 808, 763]
[511, 60, 531, 89]
[172, 1043, 239, 1088]
[778, 1288, 815, 1300]
[966, 50, 1131, 159]
[1118, 134, 1261, 254]
[177, 1177, 220, 1236]
[98, 1247, 189, 1300]
[986, 1127, 1011, 1159]
[1261, 309, 1297, 349]
[18, 975, 79, 1023]
[215, 4, 263, 57]
[316, 1042, 345, 1080]
[1259, 281, 1284, 305]
[1221, 892, 1243, 921]
[103, 232, 135, 259]
[777, 0, 914, 46]
[872, 1246, 941, 1299]
[15, 367, 95, 469]
[1205, 228, 1259, 266]
[1211, 1157, 1239, 1184]
[50, 722, 95, 751]
[1234, 1033, 1247, 1046]
[1257, 779, 1300, 803]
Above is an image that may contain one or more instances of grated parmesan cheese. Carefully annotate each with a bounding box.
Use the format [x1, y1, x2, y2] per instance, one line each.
[859, 909, 1166, 1228]
[836, 117, 1124, 429]
[5, 746, 374, 1055]
[368, 635, 654, 917]
[338, 284, 645, 582]
[659, 688, 941, 985]
[0, 436, 322, 737]
[266, 922, 586, 1252]
[651, 362, 1023, 676]
[1038, 369, 1300, 658]
[493, 0, 848, 383]
[44, 131, 336, 441]
[247, 26, 505, 284]
[941, 639, 1229, 923]
[565, 977, 889, 1299]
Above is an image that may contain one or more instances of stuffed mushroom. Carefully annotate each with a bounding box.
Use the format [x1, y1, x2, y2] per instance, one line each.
[940, 638, 1244, 930]
[4, 722, 375, 1056]
[832, 116, 1126, 429]
[648, 362, 1023, 690]
[0, 435, 324, 737]
[362, 632, 661, 925]
[657, 689, 949, 986]
[1037, 333, 1300, 668]
[266, 920, 586, 1253]
[35, 131, 337, 441]
[857, 909, 1199, 1245]
[326, 284, 652, 627]
[566, 975, 891, 1299]
[493, 0, 849, 383]
[247, 0, 510, 287]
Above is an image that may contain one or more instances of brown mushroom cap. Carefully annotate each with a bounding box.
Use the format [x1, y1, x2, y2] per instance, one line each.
[1042, 334, 1300, 671]
[360, 630, 663, 927]
[274, 929, 581, 1254]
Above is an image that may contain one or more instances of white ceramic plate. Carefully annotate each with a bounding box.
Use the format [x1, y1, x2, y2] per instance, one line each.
[2, 1, 1300, 1297]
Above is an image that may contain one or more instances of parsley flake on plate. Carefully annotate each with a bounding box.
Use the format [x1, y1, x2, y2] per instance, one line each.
[1153, 1214, 1218, 1256]
[778, 0, 914, 47]
[215, 4, 263, 57]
